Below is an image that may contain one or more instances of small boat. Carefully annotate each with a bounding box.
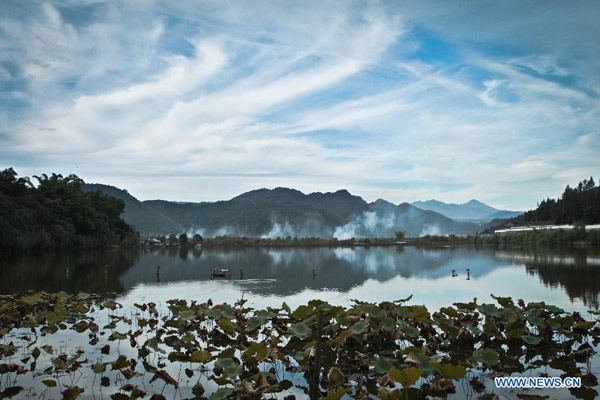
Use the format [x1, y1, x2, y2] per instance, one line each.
[211, 267, 232, 277]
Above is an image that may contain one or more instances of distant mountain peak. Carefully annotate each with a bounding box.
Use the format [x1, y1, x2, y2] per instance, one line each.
[372, 198, 396, 206]
[334, 189, 351, 196]
[412, 198, 521, 221]
[272, 187, 301, 193]
[465, 199, 483, 205]
[414, 199, 446, 206]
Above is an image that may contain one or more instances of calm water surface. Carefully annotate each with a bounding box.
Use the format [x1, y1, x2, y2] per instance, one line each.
[1, 244, 599, 399]
[2, 244, 599, 312]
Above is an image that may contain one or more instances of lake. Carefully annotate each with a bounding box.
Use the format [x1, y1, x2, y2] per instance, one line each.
[2, 244, 599, 312]
[1, 244, 599, 399]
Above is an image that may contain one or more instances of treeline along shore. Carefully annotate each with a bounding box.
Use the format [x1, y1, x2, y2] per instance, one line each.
[141, 230, 600, 250]
[144, 234, 403, 248]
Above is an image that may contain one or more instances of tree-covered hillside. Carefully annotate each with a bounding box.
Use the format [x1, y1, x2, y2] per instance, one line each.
[523, 177, 600, 224]
[82, 183, 184, 234]
[82, 185, 371, 237]
[82, 184, 495, 237]
[0, 168, 137, 251]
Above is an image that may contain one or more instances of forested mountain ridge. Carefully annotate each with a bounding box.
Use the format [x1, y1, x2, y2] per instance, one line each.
[83, 183, 184, 234]
[0, 168, 137, 251]
[82, 183, 497, 237]
[83, 185, 372, 237]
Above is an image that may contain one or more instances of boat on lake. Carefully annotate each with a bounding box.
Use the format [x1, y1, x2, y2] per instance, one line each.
[210, 267, 232, 277]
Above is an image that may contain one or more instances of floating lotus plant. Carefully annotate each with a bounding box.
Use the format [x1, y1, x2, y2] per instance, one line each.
[0, 292, 598, 399]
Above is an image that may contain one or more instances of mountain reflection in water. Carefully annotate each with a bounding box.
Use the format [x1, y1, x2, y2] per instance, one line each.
[495, 248, 600, 309]
[0, 245, 598, 310]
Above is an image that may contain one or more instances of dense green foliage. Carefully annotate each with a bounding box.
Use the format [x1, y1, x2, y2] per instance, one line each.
[0, 292, 598, 399]
[82, 183, 182, 234]
[524, 177, 600, 224]
[0, 168, 136, 251]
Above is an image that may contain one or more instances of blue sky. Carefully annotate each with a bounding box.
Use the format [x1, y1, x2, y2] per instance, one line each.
[1, 0, 599, 210]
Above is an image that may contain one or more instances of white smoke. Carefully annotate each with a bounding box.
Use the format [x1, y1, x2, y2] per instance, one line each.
[419, 224, 443, 237]
[261, 222, 296, 239]
[332, 219, 360, 240]
[213, 225, 236, 236]
[182, 206, 443, 239]
[333, 211, 396, 239]
[187, 225, 236, 237]
[186, 227, 207, 237]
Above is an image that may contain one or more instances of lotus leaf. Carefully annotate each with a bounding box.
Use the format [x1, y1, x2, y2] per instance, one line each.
[388, 367, 422, 387]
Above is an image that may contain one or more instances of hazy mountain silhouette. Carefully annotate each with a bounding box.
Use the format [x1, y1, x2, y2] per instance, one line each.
[412, 199, 521, 221]
[83, 184, 502, 237]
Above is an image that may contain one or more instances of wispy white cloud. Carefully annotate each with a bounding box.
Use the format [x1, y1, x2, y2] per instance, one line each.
[0, 0, 599, 210]
[478, 79, 507, 107]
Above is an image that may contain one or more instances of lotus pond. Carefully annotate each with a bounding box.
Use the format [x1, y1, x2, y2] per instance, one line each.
[0, 290, 599, 399]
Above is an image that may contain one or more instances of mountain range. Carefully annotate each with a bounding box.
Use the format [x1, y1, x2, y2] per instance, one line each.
[83, 184, 508, 238]
[411, 199, 521, 221]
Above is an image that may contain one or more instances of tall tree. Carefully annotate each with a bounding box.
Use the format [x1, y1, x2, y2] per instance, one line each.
[0, 168, 136, 251]
[523, 177, 600, 225]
